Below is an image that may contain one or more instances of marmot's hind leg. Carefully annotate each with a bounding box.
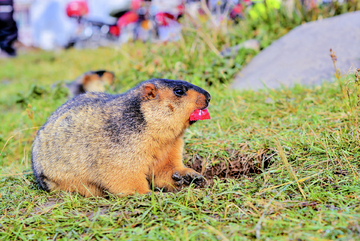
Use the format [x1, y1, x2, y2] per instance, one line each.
[36, 174, 105, 197]
[100, 170, 151, 196]
[76, 182, 106, 197]
[33, 172, 58, 192]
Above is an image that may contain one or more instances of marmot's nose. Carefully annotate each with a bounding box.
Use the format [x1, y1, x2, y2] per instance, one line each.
[205, 92, 211, 105]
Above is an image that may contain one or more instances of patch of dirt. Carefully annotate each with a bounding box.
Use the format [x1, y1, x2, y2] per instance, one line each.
[186, 148, 275, 184]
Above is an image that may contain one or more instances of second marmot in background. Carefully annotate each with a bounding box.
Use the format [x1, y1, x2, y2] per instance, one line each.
[66, 70, 115, 97]
[32, 79, 211, 197]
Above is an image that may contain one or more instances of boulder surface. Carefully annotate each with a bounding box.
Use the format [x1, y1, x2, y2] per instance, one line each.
[231, 11, 360, 90]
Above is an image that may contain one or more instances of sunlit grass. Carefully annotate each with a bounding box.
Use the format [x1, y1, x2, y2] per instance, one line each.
[1, 5, 360, 239]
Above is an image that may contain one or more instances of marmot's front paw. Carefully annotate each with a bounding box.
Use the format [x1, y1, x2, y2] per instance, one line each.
[172, 169, 205, 188]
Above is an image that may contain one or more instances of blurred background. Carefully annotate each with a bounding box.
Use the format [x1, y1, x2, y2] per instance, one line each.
[1, 0, 358, 55]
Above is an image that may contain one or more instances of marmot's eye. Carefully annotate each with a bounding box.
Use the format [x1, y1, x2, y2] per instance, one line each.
[173, 88, 186, 97]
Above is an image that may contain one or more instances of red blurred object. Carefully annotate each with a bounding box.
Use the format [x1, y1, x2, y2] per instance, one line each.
[117, 11, 139, 28]
[66, 0, 89, 18]
[155, 12, 176, 26]
[232, 4, 243, 14]
[190, 109, 211, 121]
[131, 0, 144, 10]
[109, 25, 120, 36]
[177, 4, 185, 16]
[230, 3, 244, 19]
[243, 0, 252, 5]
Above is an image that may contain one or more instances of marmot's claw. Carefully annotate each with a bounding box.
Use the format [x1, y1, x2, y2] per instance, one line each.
[192, 174, 205, 187]
[172, 172, 205, 188]
[172, 172, 182, 181]
[184, 174, 192, 185]
[172, 172, 184, 186]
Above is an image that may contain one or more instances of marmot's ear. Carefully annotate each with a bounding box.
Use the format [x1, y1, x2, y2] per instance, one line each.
[81, 75, 91, 85]
[102, 72, 114, 85]
[142, 83, 157, 100]
[82, 74, 96, 86]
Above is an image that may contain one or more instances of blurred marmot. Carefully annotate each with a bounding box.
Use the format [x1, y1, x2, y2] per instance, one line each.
[31, 79, 211, 197]
[66, 70, 115, 97]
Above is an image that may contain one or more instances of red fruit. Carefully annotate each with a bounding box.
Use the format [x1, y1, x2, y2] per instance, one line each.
[190, 109, 211, 121]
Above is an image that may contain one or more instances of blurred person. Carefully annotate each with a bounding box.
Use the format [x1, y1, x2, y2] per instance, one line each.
[0, 0, 18, 57]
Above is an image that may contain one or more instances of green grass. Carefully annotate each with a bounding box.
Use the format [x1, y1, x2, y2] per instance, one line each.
[1, 6, 360, 240]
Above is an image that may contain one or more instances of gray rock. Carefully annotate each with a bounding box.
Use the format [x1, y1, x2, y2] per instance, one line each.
[231, 11, 360, 90]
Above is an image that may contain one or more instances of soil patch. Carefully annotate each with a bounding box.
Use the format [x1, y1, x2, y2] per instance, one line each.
[186, 148, 275, 184]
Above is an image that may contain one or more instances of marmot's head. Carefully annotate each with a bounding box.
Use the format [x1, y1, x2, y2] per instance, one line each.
[138, 79, 211, 137]
[81, 70, 115, 93]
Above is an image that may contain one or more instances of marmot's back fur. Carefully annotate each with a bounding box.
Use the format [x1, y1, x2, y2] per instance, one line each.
[32, 79, 211, 197]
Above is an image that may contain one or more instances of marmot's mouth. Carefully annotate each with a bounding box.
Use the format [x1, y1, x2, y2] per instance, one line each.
[189, 109, 211, 122]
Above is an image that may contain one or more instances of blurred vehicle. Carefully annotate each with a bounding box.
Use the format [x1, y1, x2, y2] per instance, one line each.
[30, 0, 128, 50]
[65, 0, 184, 48]
[116, 0, 184, 42]
[65, 0, 123, 48]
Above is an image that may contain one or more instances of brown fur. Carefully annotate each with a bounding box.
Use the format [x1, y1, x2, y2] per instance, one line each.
[65, 70, 115, 97]
[32, 79, 211, 197]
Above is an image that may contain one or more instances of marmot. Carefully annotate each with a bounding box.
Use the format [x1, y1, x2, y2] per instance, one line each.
[31, 79, 211, 197]
[65, 70, 115, 97]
